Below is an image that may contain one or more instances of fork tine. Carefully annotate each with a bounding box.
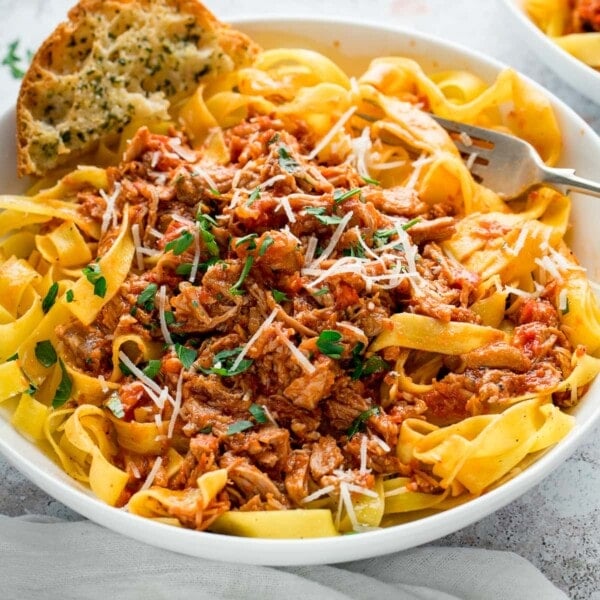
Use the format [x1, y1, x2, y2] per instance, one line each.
[430, 114, 505, 144]
[452, 141, 494, 159]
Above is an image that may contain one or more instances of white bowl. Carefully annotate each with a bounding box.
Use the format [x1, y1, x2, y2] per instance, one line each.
[1, 16, 600, 566]
[500, 0, 600, 104]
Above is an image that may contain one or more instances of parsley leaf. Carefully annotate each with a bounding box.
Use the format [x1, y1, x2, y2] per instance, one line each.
[65, 289, 75, 303]
[312, 287, 329, 297]
[143, 359, 161, 379]
[247, 186, 261, 206]
[198, 347, 253, 377]
[197, 214, 220, 257]
[347, 406, 380, 438]
[52, 359, 72, 408]
[229, 256, 254, 296]
[362, 175, 380, 186]
[82, 263, 107, 298]
[106, 393, 125, 419]
[316, 330, 344, 359]
[41, 282, 59, 314]
[351, 343, 389, 380]
[272, 289, 289, 303]
[249, 403, 268, 424]
[2, 40, 27, 79]
[175, 344, 197, 370]
[34, 340, 57, 368]
[165, 230, 194, 256]
[137, 283, 158, 311]
[402, 217, 421, 231]
[278, 146, 300, 173]
[258, 235, 274, 257]
[226, 420, 254, 435]
[305, 206, 343, 226]
[333, 188, 362, 204]
[235, 233, 258, 250]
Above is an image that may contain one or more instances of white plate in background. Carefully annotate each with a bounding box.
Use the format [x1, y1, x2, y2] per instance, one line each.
[500, 0, 600, 103]
[1, 16, 600, 566]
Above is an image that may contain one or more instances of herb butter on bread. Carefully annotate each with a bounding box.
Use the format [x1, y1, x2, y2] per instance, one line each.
[16, 0, 259, 177]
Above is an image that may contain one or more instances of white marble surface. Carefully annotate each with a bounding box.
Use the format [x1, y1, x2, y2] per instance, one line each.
[0, 1, 599, 598]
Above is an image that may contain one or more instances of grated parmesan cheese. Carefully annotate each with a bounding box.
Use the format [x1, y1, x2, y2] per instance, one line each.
[131, 223, 145, 271]
[230, 308, 279, 372]
[140, 456, 163, 491]
[359, 434, 368, 474]
[167, 370, 184, 439]
[309, 211, 354, 267]
[97, 374, 109, 394]
[158, 285, 174, 345]
[99, 182, 122, 237]
[302, 484, 336, 504]
[307, 106, 357, 160]
[279, 332, 316, 374]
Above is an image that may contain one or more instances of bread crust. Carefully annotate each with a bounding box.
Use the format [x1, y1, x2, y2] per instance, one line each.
[17, 0, 259, 177]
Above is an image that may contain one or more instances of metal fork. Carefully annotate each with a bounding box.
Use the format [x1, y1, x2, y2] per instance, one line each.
[431, 115, 600, 199]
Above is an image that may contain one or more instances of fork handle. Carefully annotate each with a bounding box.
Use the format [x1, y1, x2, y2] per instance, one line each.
[542, 166, 600, 199]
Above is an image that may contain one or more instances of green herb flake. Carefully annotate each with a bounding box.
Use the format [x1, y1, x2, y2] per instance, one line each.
[106, 393, 125, 419]
[82, 263, 108, 298]
[258, 236, 274, 257]
[229, 255, 254, 296]
[402, 217, 421, 231]
[316, 330, 344, 359]
[197, 214, 220, 257]
[305, 206, 343, 226]
[249, 403, 268, 424]
[247, 186, 261, 206]
[165, 230, 194, 256]
[362, 175, 380, 186]
[143, 359, 161, 379]
[278, 146, 300, 174]
[333, 188, 362, 204]
[199, 425, 213, 434]
[35, 340, 57, 368]
[312, 287, 330, 297]
[137, 283, 158, 311]
[272, 289, 289, 303]
[6, 353, 18, 362]
[226, 420, 254, 436]
[373, 228, 396, 246]
[347, 406, 381, 438]
[164, 311, 176, 326]
[2, 40, 27, 79]
[235, 233, 258, 250]
[42, 282, 59, 314]
[562, 296, 570, 315]
[198, 347, 253, 377]
[52, 359, 73, 408]
[175, 344, 197, 370]
[65, 289, 75, 303]
[176, 263, 193, 276]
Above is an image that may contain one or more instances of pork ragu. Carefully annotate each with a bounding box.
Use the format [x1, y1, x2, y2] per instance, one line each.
[54, 114, 578, 526]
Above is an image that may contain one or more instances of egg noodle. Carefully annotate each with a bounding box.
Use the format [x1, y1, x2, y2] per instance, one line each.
[1, 47, 600, 538]
[525, 0, 600, 69]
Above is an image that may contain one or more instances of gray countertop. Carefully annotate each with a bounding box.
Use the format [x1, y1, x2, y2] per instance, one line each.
[1, 1, 599, 598]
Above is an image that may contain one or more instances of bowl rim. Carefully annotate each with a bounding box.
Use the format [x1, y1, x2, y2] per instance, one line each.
[499, 0, 600, 102]
[1, 14, 600, 566]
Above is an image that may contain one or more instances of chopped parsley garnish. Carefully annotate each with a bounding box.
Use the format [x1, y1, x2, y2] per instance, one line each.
[362, 175, 380, 186]
[351, 352, 389, 380]
[82, 263, 107, 298]
[258, 235, 274, 257]
[229, 256, 254, 296]
[272, 289, 289, 303]
[373, 228, 396, 246]
[2, 40, 27, 79]
[226, 420, 254, 435]
[199, 425, 213, 434]
[278, 146, 300, 173]
[137, 283, 158, 311]
[312, 287, 330, 297]
[562, 297, 570, 315]
[175, 343, 197, 370]
[343, 243, 366, 258]
[65, 289, 75, 303]
[247, 186, 261, 206]
[34, 340, 57, 368]
[198, 347, 253, 377]
[143, 359, 161, 379]
[402, 217, 421, 231]
[347, 406, 381, 438]
[41, 282, 59, 314]
[164, 311, 176, 325]
[6, 353, 18, 362]
[165, 230, 194, 256]
[305, 206, 343, 226]
[249, 403, 268, 424]
[119, 360, 133, 376]
[175, 263, 193, 276]
[52, 359, 72, 408]
[197, 214, 220, 257]
[333, 188, 362, 204]
[316, 330, 344, 359]
[235, 233, 258, 250]
[106, 393, 125, 419]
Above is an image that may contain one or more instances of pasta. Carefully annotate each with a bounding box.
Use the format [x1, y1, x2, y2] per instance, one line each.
[524, 0, 600, 68]
[1, 41, 600, 539]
